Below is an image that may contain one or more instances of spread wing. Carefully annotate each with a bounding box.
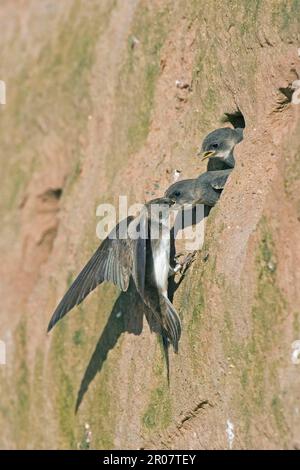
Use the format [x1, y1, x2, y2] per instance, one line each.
[47, 216, 134, 332]
[210, 169, 232, 190]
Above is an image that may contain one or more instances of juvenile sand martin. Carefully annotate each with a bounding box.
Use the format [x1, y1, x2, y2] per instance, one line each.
[198, 127, 243, 171]
[165, 169, 232, 207]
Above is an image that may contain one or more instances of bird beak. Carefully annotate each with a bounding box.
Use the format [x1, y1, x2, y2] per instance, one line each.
[160, 197, 175, 206]
[201, 150, 216, 161]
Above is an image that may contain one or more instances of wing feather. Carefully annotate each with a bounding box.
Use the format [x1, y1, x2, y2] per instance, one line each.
[47, 216, 134, 331]
[133, 209, 148, 296]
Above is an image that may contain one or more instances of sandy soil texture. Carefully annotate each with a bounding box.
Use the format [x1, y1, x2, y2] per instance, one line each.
[0, 0, 300, 449]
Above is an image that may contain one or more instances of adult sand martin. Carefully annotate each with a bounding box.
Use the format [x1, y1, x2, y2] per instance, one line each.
[47, 197, 182, 351]
[198, 127, 243, 171]
[133, 197, 181, 351]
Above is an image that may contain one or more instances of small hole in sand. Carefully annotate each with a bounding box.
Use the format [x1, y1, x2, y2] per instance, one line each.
[221, 109, 246, 129]
[39, 188, 63, 202]
[278, 86, 294, 104]
[273, 84, 297, 112]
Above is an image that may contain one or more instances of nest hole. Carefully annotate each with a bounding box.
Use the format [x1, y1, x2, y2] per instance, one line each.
[221, 109, 246, 129]
[39, 188, 63, 202]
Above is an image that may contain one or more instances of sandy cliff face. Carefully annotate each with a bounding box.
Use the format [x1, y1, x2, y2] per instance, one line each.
[0, 0, 300, 449]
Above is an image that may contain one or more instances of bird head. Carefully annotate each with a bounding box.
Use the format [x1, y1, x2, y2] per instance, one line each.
[144, 197, 175, 228]
[164, 179, 197, 209]
[197, 127, 243, 164]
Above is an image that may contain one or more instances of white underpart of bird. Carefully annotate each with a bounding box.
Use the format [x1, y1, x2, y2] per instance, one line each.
[138, 202, 181, 351]
[152, 228, 170, 296]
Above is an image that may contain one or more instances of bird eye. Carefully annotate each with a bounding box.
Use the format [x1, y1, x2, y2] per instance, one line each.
[211, 143, 219, 149]
[174, 191, 181, 198]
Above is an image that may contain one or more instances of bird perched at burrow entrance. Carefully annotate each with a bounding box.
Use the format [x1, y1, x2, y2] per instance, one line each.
[165, 169, 232, 208]
[198, 127, 243, 171]
[47, 197, 182, 352]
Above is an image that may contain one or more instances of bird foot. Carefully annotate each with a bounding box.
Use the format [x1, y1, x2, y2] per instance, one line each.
[175, 251, 197, 276]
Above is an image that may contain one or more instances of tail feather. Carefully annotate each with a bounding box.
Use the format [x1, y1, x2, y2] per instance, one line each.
[162, 295, 181, 352]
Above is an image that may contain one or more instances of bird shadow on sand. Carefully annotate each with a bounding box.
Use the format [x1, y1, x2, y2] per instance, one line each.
[75, 206, 206, 413]
[75, 280, 165, 413]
